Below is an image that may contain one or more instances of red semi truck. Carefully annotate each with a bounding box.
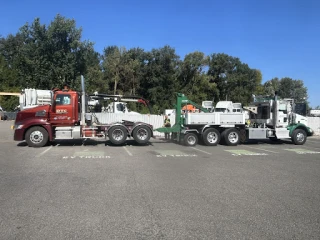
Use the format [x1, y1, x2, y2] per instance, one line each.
[12, 76, 153, 147]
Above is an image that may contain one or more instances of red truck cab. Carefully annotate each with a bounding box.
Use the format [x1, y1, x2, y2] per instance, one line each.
[13, 90, 79, 146]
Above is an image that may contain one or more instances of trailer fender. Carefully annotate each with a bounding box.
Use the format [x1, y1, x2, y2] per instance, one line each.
[181, 129, 199, 134]
[200, 125, 213, 134]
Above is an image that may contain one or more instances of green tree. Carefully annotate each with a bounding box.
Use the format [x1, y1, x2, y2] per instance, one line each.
[0, 55, 20, 110]
[139, 45, 180, 113]
[123, 47, 145, 96]
[102, 46, 126, 95]
[208, 53, 262, 104]
[178, 51, 218, 103]
[82, 49, 104, 94]
[278, 78, 308, 102]
[263, 77, 308, 103]
[0, 14, 97, 90]
[263, 78, 280, 96]
[252, 69, 264, 95]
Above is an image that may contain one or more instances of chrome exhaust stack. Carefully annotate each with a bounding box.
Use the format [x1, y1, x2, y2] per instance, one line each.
[80, 75, 86, 126]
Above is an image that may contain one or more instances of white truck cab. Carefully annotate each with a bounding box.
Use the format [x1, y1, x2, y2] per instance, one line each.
[215, 101, 242, 113]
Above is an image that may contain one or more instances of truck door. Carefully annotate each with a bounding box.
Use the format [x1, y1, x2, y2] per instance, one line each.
[50, 93, 74, 125]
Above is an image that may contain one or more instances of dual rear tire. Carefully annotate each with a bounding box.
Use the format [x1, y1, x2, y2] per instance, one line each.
[203, 128, 240, 146]
[221, 128, 240, 146]
[108, 125, 151, 145]
[202, 128, 220, 146]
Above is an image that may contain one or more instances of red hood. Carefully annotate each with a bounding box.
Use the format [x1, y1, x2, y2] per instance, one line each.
[15, 105, 50, 123]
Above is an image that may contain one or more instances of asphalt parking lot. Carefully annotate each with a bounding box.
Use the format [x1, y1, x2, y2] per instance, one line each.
[1, 120, 320, 239]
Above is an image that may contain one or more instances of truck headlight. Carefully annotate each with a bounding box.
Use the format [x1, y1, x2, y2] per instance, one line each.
[15, 124, 24, 129]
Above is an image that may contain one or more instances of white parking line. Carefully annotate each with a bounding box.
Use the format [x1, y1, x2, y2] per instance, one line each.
[37, 146, 52, 157]
[242, 145, 279, 153]
[123, 146, 133, 156]
[302, 145, 320, 150]
[191, 147, 212, 155]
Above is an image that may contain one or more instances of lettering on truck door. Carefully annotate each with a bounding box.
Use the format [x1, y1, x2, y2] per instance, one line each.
[50, 93, 74, 125]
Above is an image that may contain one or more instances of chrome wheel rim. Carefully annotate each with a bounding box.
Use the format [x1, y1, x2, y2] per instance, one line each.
[207, 132, 218, 143]
[112, 129, 125, 141]
[296, 132, 305, 142]
[228, 132, 239, 143]
[187, 135, 196, 145]
[30, 131, 44, 144]
[137, 128, 148, 140]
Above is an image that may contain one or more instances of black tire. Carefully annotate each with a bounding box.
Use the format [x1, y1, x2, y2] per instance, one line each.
[108, 125, 127, 145]
[222, 128, 240, 146]
[239, 128, 247, 144]
[132, 125, 151, 144]
[183, 132, 198, 147]
[291, 129, 307, 145]
[202, 128, 220, 146]
[25, 126, 49, 148]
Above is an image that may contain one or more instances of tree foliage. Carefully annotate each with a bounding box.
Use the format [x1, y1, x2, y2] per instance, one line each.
[263, 77, 308, 103]
[178, 51, 218, 103]
[208, 53, 262, 104]
[0, 15, 96, 90]
[0, 15, 310, 111]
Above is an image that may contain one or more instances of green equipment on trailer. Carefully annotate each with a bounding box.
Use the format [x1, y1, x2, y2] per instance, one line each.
[156, 93, 210, 143]
[156, 93, 313, 147]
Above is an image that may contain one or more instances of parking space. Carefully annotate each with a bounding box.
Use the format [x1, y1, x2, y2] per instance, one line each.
[1, 121, 320, 239]
[5, 132, 320, 162]
[2, 119, 319, 161]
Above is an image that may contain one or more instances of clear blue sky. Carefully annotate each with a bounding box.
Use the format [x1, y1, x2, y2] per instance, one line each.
[1, 0, 320, 107]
